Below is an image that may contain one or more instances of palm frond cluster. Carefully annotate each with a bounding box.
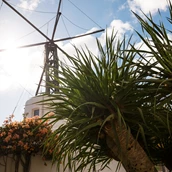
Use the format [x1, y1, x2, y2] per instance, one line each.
[43, 2, 172, 172]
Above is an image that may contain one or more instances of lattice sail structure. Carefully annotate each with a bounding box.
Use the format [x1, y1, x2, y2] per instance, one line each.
[45, 43, 59, 94]
[0, 0, 104, 95]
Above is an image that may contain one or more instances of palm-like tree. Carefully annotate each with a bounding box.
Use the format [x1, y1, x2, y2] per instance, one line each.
[43, 3, 172, 172]
[43, 35, 158, 172]
[131, 2, 172, 170]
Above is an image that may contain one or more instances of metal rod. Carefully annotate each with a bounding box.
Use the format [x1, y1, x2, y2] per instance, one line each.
[2, 0, 51, 41]
[54, 29, 104, 43]
[51, 0, 63, 40]
[0, 29, 104, 52]
[35, 65, 46, 96]
[0, 42, 47, 52]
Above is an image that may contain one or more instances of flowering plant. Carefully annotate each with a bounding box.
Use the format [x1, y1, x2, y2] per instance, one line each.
[0, 114, 56, 172]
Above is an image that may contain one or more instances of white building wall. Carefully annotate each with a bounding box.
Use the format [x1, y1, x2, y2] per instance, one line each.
[24, 96, 50, 118]
[0, 155, 126, 172]
[0, 155, 169, 172]
[0, 154, 70, 172]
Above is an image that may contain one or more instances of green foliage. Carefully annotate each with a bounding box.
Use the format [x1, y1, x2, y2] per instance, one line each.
[44, 2, 172, 171]
[131, 2, 172, 169]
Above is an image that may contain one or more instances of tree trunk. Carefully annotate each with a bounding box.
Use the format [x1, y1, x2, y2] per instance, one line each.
[15, 155, 20, 172]
[104, 120, 157, 172]
[22, 154, 31, 172]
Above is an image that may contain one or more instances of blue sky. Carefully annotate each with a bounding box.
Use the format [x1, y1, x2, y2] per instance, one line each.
[0, 0, 171, 124]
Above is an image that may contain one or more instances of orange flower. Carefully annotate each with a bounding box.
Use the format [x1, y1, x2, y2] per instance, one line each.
[18, 140, 24, 146]
[27, 131, 33, 136]
[24, 143, 29, 150]
[47, 112, 55, 117]
[9, 129, 13, 133]
[30, 147, 34, 151]
[10, 114, 14, 118]
[4, 135, 11, 142]
[3, 119, 8, 124]
[1, 116, 55, 159]
[33, 116, 40, 119]
[12, 145, 16, 150]
[0, 131, 6, 137]
[13, 134, 19, 139]
[24, 124, 30, 128]
[49, 149, 53, 154]
[40, 128, 48, 134]
[23, 133, 28, 138]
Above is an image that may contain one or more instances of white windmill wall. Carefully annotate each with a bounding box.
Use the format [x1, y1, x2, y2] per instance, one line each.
[24, 96, 50, 118]
[24, 95, 63, 129]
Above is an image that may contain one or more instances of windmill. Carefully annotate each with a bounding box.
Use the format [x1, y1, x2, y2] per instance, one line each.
[0, 0, 104, 95]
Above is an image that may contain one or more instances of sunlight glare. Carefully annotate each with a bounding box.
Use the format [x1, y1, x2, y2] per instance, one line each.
[0, 39, 43, 92]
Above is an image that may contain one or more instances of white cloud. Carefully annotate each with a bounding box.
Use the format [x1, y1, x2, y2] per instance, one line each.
[55, 22, 133, 73]
[18, 0, 41, 10]
[57, 29, 99, 67]
[118, 3, 128, 11]
[109, 20, 133, 35]
[134, 33, 172, 68]
[99, 19, 133, 46]
[56, 20, 133, 65]
[127, 0, 170, 15]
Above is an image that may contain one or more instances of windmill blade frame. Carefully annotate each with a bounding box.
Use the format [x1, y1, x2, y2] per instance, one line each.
[1, 0, 104, 95]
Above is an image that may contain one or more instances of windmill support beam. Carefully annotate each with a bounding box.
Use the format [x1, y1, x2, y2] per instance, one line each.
[2, 0, 51, 41]
[45, 43, 59, 94]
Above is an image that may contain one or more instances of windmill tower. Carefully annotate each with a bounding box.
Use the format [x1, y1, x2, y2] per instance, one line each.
[0, 0, 104, 118]
[1, 0, 104, 95]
